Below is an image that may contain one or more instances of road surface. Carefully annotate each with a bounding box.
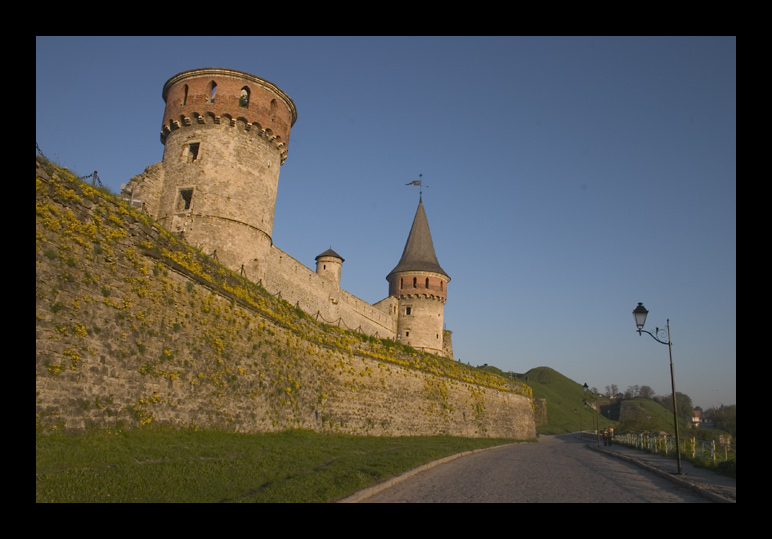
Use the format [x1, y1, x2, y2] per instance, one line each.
[357, 434, 709, 502]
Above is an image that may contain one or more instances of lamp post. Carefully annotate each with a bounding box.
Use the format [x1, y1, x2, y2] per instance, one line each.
[632, 302, 683, 475]
[583, 383, 600, 448]
[574, 408, 582, 440]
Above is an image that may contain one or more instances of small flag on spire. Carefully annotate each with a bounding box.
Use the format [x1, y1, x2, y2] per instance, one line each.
[406, 173, 423, 186]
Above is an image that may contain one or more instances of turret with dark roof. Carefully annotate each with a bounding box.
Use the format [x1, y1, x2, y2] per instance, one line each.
[315, 247, 344, 287]
[387, 200, 449, 282]
[315, 248, 344, 263]
[386, 199, 450, 356]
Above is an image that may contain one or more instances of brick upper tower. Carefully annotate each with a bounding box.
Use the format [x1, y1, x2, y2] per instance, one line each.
[386, 199, 450, 355]
[152, 67, 297, 274]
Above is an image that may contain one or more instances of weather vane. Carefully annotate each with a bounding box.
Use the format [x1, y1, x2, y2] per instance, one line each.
[405, 174, 428, 200]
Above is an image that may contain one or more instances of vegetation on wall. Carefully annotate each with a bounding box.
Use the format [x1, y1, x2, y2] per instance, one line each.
[35, 155, 532, 433]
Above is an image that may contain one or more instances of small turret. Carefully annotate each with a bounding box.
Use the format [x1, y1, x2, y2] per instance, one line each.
[315, 248, 344, 288]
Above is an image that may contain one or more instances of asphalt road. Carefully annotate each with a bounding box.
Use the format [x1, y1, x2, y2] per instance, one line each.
[354, 434, 710, 503]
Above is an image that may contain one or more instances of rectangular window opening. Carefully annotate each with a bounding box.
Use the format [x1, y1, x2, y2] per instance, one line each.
[178, 188, 193, 211]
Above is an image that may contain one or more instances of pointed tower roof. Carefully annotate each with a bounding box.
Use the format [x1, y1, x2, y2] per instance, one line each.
[387, 200, 449, 280]
[315, 248, 344, 262]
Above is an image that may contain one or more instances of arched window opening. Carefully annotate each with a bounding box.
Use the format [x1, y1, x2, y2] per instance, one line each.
[426, 277, 430, 288]
[440, 281, 443, 291]
[209, 81, 217, 103]
[400, 278, 403, 289]
[240, 87, 250, 108]
[413, 277, 417, 288]
[182, 84, 188, 106]
[269, 98, 277, 120]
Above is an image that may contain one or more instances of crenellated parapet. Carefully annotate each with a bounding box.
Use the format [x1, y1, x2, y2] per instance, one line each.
[160, 112, 290, 163]
[388, 270, 448, 302]
[160, 67, 296, 164]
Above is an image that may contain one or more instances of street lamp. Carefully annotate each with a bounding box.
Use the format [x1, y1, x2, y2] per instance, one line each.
[574, 408, 581, 440]
[583, 383, 600, 448]
[632, 302, 683, 475]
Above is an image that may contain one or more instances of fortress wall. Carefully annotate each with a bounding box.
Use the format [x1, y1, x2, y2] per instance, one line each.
[260, 245, 398, 339]
[124, 162, 165, 218]
[122, 161, 398, 340]
[35, 164, 535, 438]
[36, 255, 535, 438]
[35, 251, 534, 438]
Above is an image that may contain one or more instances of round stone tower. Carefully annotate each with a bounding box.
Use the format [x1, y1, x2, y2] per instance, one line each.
[155, 67, 297, 274]
[315, 248, 344, 288]
[387, 199, 450, 356]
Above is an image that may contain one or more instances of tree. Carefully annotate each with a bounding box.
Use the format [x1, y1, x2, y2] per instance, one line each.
[619, 403, 659, 433]
[656, 392, 694, 422]
[638, 385, 656, 399]
[709, 404, 736, 438]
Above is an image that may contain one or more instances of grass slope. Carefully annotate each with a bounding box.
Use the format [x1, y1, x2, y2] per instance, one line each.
[522, 367, 610, 435]
[36, 426, 517, 503]
[521, 366, 686, 436]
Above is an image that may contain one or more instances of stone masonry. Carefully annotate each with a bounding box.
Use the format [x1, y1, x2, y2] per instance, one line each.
[35, 157, 536, 438]
[123, 68, 451, 357]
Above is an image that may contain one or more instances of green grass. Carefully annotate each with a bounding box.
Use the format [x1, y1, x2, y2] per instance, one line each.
[521, 368, 695, 438]
[522, 366, 617, 435]
[620, 397, 678, 432]
[36, 425, 520, 503]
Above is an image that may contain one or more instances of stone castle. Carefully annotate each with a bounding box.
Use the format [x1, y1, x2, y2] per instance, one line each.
[123, 67, 452, 357]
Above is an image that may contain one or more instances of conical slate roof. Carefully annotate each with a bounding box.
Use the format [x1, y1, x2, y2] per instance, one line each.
[387, 200, 449, 280]
[315, 248, 344, 262]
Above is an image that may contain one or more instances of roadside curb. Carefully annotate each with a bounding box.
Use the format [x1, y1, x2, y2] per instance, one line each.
[336, 443, 518, 503]
[587, 444, 735, 503]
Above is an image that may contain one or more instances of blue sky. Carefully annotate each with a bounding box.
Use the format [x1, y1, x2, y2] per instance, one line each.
[36, 36, 736, 409]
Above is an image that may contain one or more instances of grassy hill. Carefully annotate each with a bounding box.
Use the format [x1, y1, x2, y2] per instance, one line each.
[617, 397, 683, 433]
[515, 366, 689, 436]
[517, 367, 612, 435]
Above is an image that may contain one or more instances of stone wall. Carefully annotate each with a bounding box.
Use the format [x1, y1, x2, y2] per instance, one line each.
[259, 245, 398, 338]
[124, 118, 404, 348]
[35, 159, 536, 439]
[124, 67, 455, 360]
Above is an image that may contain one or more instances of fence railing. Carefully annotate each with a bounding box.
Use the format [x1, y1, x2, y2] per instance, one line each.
[37, 143, 104, 187]
[615, 432, 735, 463]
